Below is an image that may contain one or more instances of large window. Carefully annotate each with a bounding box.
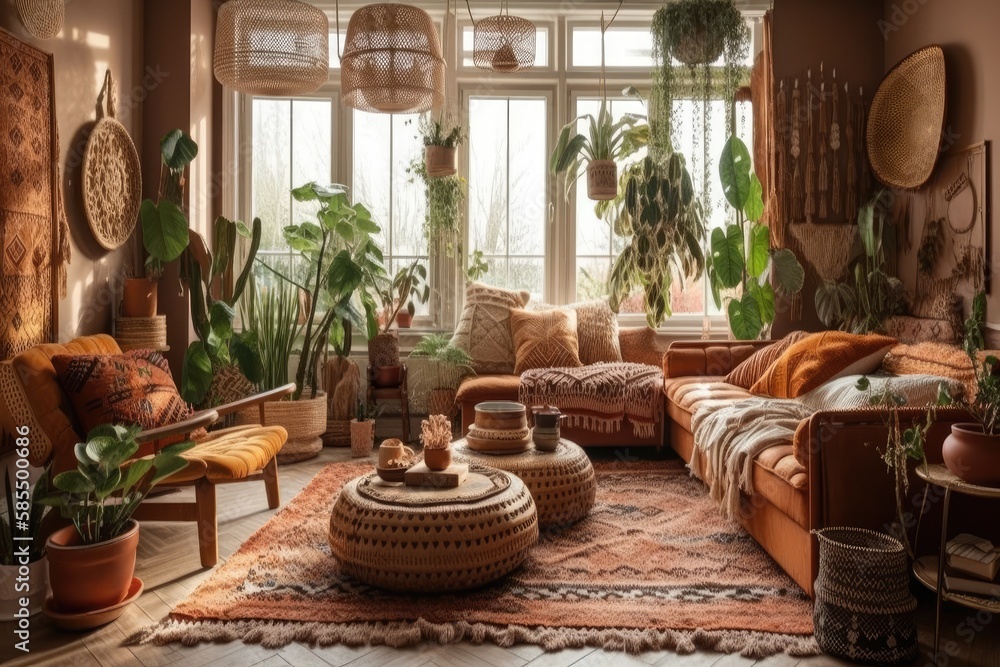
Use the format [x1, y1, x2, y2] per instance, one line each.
[467, 96, 548, 304]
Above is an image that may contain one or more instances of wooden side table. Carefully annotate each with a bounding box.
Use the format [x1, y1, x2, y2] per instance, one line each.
[367, 364, 411, 443]
[913, 464, 1000, 657]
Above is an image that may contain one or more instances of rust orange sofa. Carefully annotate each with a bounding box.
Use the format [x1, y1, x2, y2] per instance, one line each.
[663, 339, 979, 597]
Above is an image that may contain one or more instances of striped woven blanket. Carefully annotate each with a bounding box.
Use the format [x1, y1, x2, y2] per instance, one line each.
[518, 363, 663, 438]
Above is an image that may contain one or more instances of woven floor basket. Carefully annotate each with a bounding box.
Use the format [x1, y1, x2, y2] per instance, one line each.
[115, 315, 167, 351]
[813, 527, 918, 665]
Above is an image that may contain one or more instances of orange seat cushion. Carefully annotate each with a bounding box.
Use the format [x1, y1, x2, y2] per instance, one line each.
[750, 332, 896, 399]
[456, 374, 520, 405]
[188, 425, 287, 481]
[663, 376, 752, 433]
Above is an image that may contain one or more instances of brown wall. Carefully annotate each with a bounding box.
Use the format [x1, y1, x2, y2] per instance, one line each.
[770, 0, 887, 336]
[0, 0, 143, 342]
[881, 0, 1000, 343]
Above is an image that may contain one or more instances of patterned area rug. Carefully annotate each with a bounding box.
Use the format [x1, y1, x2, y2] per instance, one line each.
[131, 460, 818, 657]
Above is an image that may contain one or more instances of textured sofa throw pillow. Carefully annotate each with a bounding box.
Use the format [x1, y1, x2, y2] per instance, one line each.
[450, 282, 531, 374]
[797, 373, 964, 412]
[509, 308, 583, 374]
[725, 330, 809, 389]
[750, 332, 897, 399]
[51, 349, 192, 435]
[530, 299, 622, 364]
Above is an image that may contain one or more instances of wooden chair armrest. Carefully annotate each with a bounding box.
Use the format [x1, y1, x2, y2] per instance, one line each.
[135, 410, 219, 445]
[213, 383, 297, 419]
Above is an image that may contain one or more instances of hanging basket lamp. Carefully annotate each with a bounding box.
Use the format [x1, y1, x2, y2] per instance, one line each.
[472, 1, 535, 73]
[214, 0, 330, 96]
[340, 3, 446, 114]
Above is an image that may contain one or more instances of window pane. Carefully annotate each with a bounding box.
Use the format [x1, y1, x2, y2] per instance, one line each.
[462, 26, 548, 68]
[291, 99, 332, 226]
[571, 27, 653, 67]
[390, 114, 425, 258]
[353, 111, 391, 250]
[252, 99, 291, 251]
[508, 99, 546, 256]
[469, 98, 509, 256]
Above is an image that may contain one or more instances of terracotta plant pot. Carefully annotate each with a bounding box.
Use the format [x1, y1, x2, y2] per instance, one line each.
[395, 311, 413, 328]
[424, 447, 452, 471]
[587, 160, 618, 200]
[350, 419, 375, 458]
[372, 365, 402, 388]
[0, 558, 47, 620]
[425, 144, 457, 177]
[121, 278, 158, 318]
[46, 520, 139, 613]
[235, 392, 327, 463]
[942, 423, 1000, 487]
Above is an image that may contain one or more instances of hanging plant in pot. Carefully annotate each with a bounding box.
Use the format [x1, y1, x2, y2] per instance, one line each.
[409, 158, 466, 258]
[36, 424, 192, 615]
[367, 260, 429, 388]
[254, 182, 387, 462]
[417, 112, 464, 177]
[708, 136, 805, 339]
[1, 460, 49, 620]
[941, 292, 1000, 486]
[124, 130, 198, 317]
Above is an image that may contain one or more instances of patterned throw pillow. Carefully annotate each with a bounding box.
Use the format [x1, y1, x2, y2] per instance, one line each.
[750, 332, 897, 399]
[725, 331, 809, 389]
[509, 309, 583, 374]
[51, 349, 191, 435]
[530, 300, 621, 364]
[450, 282, 531, 374]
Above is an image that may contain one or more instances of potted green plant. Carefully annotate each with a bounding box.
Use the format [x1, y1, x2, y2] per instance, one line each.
[37, 424, 193, 613]
[124, 130, 197, 318]
[466, 249, 489, 283]
[598, 151, 707, 327]
[409, 333, 474, 416]
[1, 459, 49, 620]
[709, 136, 805, 339]
[367, 260, 429, 387]
[350, 399, 383, 458]
[417, 112, 464, 177]
[180, 216, 264, 407]
[254, 182, 386, 461]
[550, 89, 648, 201]
[941, 292, 1000, 486]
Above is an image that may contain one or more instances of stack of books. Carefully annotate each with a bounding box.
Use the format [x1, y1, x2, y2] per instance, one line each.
[945, 534, 1000, 597]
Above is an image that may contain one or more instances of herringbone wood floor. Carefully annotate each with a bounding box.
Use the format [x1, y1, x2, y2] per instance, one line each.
[2, 421, 997, 667]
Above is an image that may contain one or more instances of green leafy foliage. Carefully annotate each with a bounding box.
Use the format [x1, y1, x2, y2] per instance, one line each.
[35, 424, 193, 545]
[370, 260, 430, 335]
[240, 277, 300, 392]
[1, 458, 50, 565]
[466, 250, 489, 282]
[140, 130, 198, 279]
[944, 292, 1000, 435]
[409, 159, 465, 257]
[709, 136, 804, 339]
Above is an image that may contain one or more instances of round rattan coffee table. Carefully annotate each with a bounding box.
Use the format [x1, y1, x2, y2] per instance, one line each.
[452, 438, 596, 528]
[328, 467, 538, 593]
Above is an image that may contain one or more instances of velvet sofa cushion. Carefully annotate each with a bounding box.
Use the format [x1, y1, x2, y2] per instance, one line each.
[750, 332, 897, 399]
[449, 282, 530, 374]
[509, 308, 582, 374]
[725, 331, 808, 389]
[455, 374, 520, 405]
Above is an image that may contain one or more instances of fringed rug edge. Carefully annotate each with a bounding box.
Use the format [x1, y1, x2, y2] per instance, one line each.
[127, 618, 820, 658]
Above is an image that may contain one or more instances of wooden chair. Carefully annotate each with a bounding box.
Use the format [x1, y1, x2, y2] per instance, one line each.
[0, 334, 295, 568]
[367, 364, 410, 443]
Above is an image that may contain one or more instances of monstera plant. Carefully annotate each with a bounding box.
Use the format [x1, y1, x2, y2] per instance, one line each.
[709, 136, 804, 339]
[599, 151, 707, 327]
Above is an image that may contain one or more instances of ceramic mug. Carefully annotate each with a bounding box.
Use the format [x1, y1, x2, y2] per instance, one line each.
[378, 439, 415, 468]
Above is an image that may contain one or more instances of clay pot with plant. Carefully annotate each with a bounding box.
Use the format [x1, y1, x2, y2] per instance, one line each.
[416, 112, 464, 178]
[420, 414, 453, 471]
[124, 130, 198, 317]
[37, 424, 193, 613]
[350, 399, 382, 458]
[368, 260, 429, 388]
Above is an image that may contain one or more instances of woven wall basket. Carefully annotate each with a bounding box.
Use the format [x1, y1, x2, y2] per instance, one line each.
[214, 0, 330, 96]
[867, 45, 946, 190]
[15, 0, 64, 39]
[340, 3, 445, 113]
[83, 70, 141, 251]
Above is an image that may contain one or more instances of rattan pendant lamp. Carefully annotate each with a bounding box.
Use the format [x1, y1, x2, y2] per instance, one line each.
[467, 0, 535, 72]
[214, 0, 330, 96]
[340, 3, 446, 114]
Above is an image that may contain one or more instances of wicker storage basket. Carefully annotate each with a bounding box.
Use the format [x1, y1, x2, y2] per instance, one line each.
[587, 160, 618, 201]
[350, 419, 375, 458]
[115, 315, 168, 351]
[235, 391, 327, 463]
[812, 527, 918, 665]
[427, 388, 456, 418]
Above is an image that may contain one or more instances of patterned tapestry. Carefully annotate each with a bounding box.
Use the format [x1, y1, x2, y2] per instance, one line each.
[0, 28, 70, 360]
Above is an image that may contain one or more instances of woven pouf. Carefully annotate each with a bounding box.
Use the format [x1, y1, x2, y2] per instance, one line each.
[329, 468, 538, 592]
[813, 527, 918, 665]
[452, 438, 596, 529]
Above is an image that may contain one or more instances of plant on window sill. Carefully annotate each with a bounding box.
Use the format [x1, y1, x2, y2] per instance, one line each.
[367, 260, 430, 370]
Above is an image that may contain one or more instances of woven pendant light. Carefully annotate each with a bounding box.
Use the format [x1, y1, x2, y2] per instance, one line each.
[214, 0, 330, 96]
[473, 1, 535, 73]
[341, 4, 445, 114]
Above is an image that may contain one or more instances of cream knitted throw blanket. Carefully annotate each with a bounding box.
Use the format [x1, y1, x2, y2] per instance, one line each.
[519, 363, 663, 438]
[690, 398, 814, 521]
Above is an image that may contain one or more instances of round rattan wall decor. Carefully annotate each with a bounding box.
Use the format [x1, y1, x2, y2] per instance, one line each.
[15, 0, 64, 39]
[867, 45, 946, 190]
[82, 70, 142, 251]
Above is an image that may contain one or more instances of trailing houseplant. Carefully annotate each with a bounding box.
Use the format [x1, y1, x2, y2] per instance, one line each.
[37, 424, 193, 612]
[709, 136, 805, 339]
[409, 158, 466, 257]
[367, 260, 429, 387]
[1, 456, 50, 619]
[125, 130, 198, 318]
[596, 151, 707, 327]
[416, 112, 465, 177]
[180, 216, 264, 407]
